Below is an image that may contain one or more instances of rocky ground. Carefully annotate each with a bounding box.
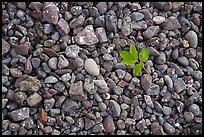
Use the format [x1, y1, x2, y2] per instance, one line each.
[2, 2, 202, 135]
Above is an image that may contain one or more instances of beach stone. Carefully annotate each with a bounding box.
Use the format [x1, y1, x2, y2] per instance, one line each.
[142, 26, 159, 39]
[9, 108, 30, 121]
[48, 57, 58, 70]
[163, 122, 175, 135]
[58, 55, 69, 69]
[105, 10, 117, 32]
[174, 78, 186, 93]
[27, 93, 42, 106]
[44, 76, 58, 84]
[56, 18, 70, 35]
[2, 39, 11, 55]
[70, 6, 82, 16]
[109, 100, 121, 117]
[188, 104, 200, 116]
[65, 45, 80, 59]
[153, 16, 165, 24]
[84, 59, 100, 76]
[103, 115, 115, 133]
[162, 16, 181, 30]
[121, 16, 133, 36]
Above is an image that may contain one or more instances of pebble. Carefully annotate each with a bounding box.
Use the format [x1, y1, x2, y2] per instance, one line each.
[131, 12, 144, 21]
[2, 38, 11, 54]
[184, 111, 194, 123]
[44, 98, 55, 112]
[95, 27, 108, 43]
[161, 16, 181, 30]
[65, 45, 80, 59]
[115, 69, 126, 79]
[170, 62, 184, 76]
[93, 80, 107, 89]
[141, 74, 152, 91]
[31, 58, 41, 69]
[109, 100, 121, 117]
[2, 99, 8, 109]
[191, 70, 202, 81]
[142, 26, 160, 39]
[43, 126, 53, 134]
[174, 78, 186, 93]
[185, 31, 198, 48]
[136, 119, 146, 132]
[44, 76, 58, 84]
[84, 58, 100, 76]
[15, 42, 30, 56]
[133, 106, 143, 120]
[44, 39, 56, 47]
[56, 18, 70, 35]
[75, 25, 99, 46]
[154, 101, 163, 113]
[43, 24, 53, 34]
[146, 83, 160, 96]
[103, 115, 115, 133]
[92, 123, 104, 133]
[144, 95, 154, 108]
[70, 6, 82, 16]
[189, 58, 199, 70]
[10, 68, 22, 78]
[19, 75, 41, 94]
[42, 2, 59, 25]
[9, 123, 20, 132]
[58, 55, 69, 69]
[26, 92, 42, 106]
[132, 21, 147, 30]
[96, 2, 108, 14]
[105, 10, 117, 32]
[154, 52, 166, 64]
[151, 122, 165, 135]
[39, 108, 48, 124]
[163, 106, 172, 115]
[153, 16, 165, 24]
[163, 122, 175, 135]
[9, 107, 30, 121]
[177, 56, 189, 67]
[121, 16, 133, 36]
[164, 75, 173, 89]
[148, 47, 160, 56]
[51, 32, 60, 41]
[188, 104, 200, 116]
[69, 81, 87, 101]
[95, 15, 105, 27]
[48, 57, 58, 70]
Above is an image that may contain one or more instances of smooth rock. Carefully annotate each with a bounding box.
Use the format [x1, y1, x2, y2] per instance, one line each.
[142, 26, 159, 39]
[164, 75, 173, 89]
[42, 2, 59, 24]
[96, 2, 108, 14]
[58, 55, 69, 69]
[27, 93, 42, 106]
[70, 6, 82, 16]
[44, 98, 55, 111]
[162, 16, 181, 30]
[103, 115, 115, 133]
[109, 100, 121, 117]
[44, 76, 58, 84]
[56, 18, 70, 35]
[65, 45, 80, 59]
[163, 122, 175, 135]
[131, 12, 144, 21]
[185, 30, 198, 48]
[177, 56, 189, 67]
[153, 16, 165, 24]
[188, 104, 200, 116]
[184, 111, 194, 123]
[9, 108, 30, 121]
[84, 59, 100, 76]
[2, 39, 11, 55]
[48, 57, 58, 70]
[174, 78, 186, 93]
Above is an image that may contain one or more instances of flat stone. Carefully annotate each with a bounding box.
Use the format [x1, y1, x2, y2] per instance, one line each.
[153, 16, 165, 24]
[84, 58, 100, 76]
[62, 98, 80, 114]
[161, 16, 181, 30]
[44, 98, 55, 111]
[141, 74, 152, 91]
[188, 104, 200, 116]
[75, 25, 99, 46]
[56, 18, 70, 35]
[103, 115, 115, 133]
[131, 12, 144, 21]
[121, 16, 133, 36]
[9, 107, 30, 121]
[132, 20, 147, 30]
[69, 81, 87, 101]
[27, 93, 42, 106]
[163, 122, 175, 135]
[142, 26, 159, 39]
[177, 56, 189, 67]
[174, 78, 186, 93]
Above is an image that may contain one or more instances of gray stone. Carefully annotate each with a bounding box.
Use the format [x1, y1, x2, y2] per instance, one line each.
[154, 101, 163, 113]
[43, 126, 53, 134]
[93, 80, 107, 89]
[69, 15, 84, 29]
[44, 98, 55, 111]
[146, 83, 160, 95]
[136, 119, 146, 132]
[58, 55, 69, 69]
[141, 74, 152, 91]
[62, 98, 80, 114]
[44, 76, 58, 84]
[95, 27, 108, 43]
[148, 47, 160, 56]
[96, 2, 108, 14]
[163, 122, 175, 135]
[154, 52, 166, 64]
[85, 118, 95, 130]
[43, 24, 53, 34]
[2, 64, 9, 76]
[162, 16, 181, 30]
[65, 45, 81, 59]
[144, 95, 154, 108]
[151, 122, 166, 135]
[95, 15, 105, 27]
[9, 107, 30, 121]
[185, 30, 198, 48]
[125, 118, 136, 126]
[184, 111, 194, 123]
[84, 78, 95, 94]
[2, 38, 11, 55]
[48, 57, 58, 70]
[142, 26, 159, 39]
[75, 25, 99, 46]
[64, 11, 72, 21]
[56, 18, 70, 35]
[132, 20, 147, 30]
[121, 16, 133, 36]
[84, 58, 100, 76]
[2, 99, 8, 109]
[54, 81, 65, 92]
[164, 75, 173, 89]
[31, 58, 41, 69]
[191, 70, 202, 81]
[102, 54, 113, 61]
[174, 78, 186, 93]
[70, 6, 82, 16]
[133, 106, 143, 120]
[163, 106, 172, 115]
[92, 123, 104, 133]
[14, 91, 27, 105]
[177, 56, 189, 67]
[69, 81, 87, 101]
[49, 109, 60, 117]
[109, 100, 121, 117]
[116, 69, 126, 79]
[9, 123, 20, 132]
[189, 59, 199, 70]
[188, 104, 200, 116]
[170, 62, 184, 76]
[27, 93, 42, 106]
[61, 73, 71, 82]
[131, 12, 144, 21]
[105, 10, 117, 32]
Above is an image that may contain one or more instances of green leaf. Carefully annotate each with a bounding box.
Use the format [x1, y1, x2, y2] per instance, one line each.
[139, 48, 149, 62]
[119, 51, 136, 65]
[121, 59, 136, 65]
[133, 63, 142, 76]
[129, 44, 138, 62]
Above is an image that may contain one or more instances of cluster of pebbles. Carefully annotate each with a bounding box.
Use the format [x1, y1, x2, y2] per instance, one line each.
[2, 2, 202, 135]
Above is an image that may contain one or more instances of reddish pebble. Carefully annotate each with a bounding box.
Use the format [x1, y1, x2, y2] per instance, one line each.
[103, 115, 116, 133]
[10, 68, 22, 78]
[39, 108, 48, 124]
[15, 42, 30, 56]
[43, 2, 59, 25]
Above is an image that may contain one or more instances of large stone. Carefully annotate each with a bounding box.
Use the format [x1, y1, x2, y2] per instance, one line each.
[69, 81, 87, 101]
[95, 27, 108, 43]
[121, 16, 133, 36]
[18, 75, 41, 94]
[9, 108, 30, 121]
[84, 59, 100, 76]
[75, 25, 99, 46]
[141, 74, 152, 91]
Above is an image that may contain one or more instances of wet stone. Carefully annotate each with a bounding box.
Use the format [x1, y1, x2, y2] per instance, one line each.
[84, 59, 100, 76]
[161, 16, 181, 30]
[56, 18, 70, 35]
[70, 6, 82, 16]
[44, 76, 58, 84]
[188, 104, 200, 116]
[163, 122, 175, 135]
